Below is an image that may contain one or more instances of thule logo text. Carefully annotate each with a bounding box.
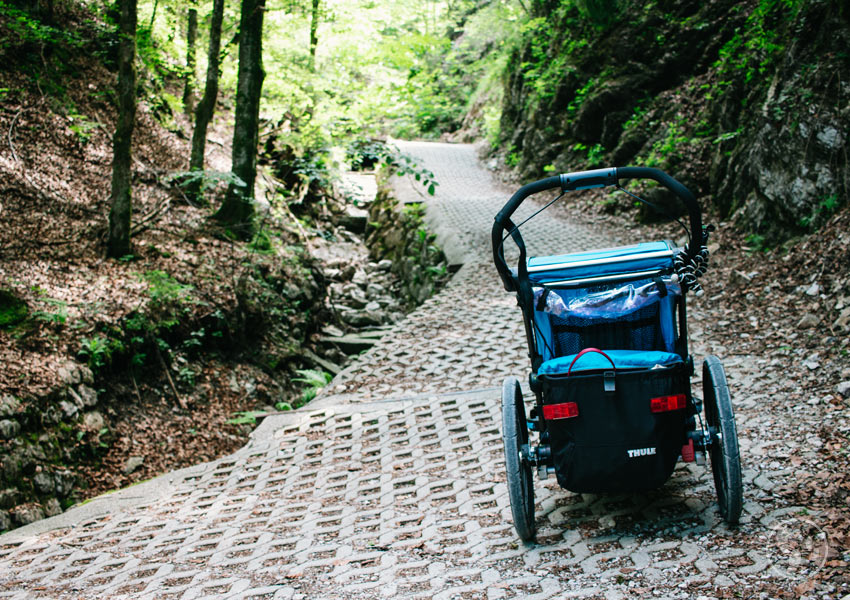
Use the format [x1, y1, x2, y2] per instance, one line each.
[627, 447, 656, 458]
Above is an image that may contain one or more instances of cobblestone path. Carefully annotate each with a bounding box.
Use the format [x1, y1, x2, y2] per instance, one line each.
[0, 143, 833, 599]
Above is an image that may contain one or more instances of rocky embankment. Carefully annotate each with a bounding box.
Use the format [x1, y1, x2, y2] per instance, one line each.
[310, 172, 449, 373]
[0, 168, 448, 534]
[500, 0, 848, 244]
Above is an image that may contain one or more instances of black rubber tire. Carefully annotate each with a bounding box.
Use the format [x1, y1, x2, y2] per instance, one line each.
[703, 356, 743, 525]
[501, 376, 535, 542]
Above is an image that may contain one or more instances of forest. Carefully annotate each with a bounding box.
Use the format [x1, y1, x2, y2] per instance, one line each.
[0, 0, 848, 537]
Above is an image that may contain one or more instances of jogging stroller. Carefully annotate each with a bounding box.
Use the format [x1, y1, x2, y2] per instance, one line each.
[491, 167, 742, 542]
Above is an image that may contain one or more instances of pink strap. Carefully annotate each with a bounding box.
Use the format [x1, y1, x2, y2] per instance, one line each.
[566, 347, 616, 377]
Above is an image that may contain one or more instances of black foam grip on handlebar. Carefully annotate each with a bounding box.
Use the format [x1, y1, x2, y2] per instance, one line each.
[616, 167, 703, 261]
[560, 167, 618, 191]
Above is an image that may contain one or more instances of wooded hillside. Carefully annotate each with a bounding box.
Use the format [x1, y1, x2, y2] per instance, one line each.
[496, 0, 848, 246]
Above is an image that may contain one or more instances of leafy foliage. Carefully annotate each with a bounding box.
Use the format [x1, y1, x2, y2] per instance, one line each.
[292, 368, 331, 404]
[346, 139, 438, 195]
[78, 335, 123, 370]
[713, 0, 804, 88]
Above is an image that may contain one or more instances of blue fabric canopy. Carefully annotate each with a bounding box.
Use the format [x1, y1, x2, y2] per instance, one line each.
[527, 241, 674, 284]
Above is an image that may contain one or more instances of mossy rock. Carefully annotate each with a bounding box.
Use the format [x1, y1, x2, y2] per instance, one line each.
[0, 290, 27, 330]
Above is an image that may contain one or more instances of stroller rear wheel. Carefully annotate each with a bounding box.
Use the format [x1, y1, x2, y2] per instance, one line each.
[501, 377, 536, 542]
[703, 356, 743, 524]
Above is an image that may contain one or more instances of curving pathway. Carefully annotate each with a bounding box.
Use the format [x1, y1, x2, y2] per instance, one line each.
[0, 142, 823, 599]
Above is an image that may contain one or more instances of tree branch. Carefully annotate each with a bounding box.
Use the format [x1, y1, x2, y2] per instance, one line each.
[7, 107, 22, 163]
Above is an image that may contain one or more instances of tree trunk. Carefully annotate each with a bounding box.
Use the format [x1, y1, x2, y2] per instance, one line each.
[187, 0, 225, 200]
[107, 0, 137, 258]
[308, 0, 319, 71]
[213, 0, 265, 239]
[182, 4, 198, 115]
[148, 0, 158, 30]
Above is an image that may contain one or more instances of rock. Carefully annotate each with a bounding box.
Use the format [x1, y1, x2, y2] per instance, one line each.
[0, 395, 20, 418]
[53, 470, 75, 497]
[376, 297, 396, 309]
[364, 301, 381, 312]
[341, 310, 383, 328]
[352, 269, 368, 286]
[282, 282, 302, 301]
[0, 509, 10, 532]
[0, 419, 20, 440]
[0, 489, 21, 509]
[66, 387, 84, 409]
[797, 313, 820, 329]
[346, 287, 369, 309]
[837, 381, 850, 399]
[79, 365, 94, 385]
[59, 400, 78, 420]
[816, 126, 843, 151]
[730, 270, 754, 285]
[75, 385, 98, 407]
[321, 324, 345, 337]
[43, 498, 62, 517]
[340, 264, 356, 281]
[57, 364, 79, 386]
[21, 445, 45, 475]
[366, 282, 386, 299]
[340, 205, 369, 234]
[34, 470, 55, 495]
[834, 307, 850, 330]
[377, 259, 393, 271]
[805, 282, 820, 297]
[12, 503, 44, 526]
[123, 456, 144, 475]
[329, 282, 346, 299]
[319, 334, 379, 354]
[83, 411, 105, 432]
[1, 455, 20, 483]
[302, 349, 342, 375]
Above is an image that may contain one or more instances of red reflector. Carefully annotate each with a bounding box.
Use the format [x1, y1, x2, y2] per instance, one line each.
[650, 394, 687, 413]
[543, 403, 579, 420]
[681, 438, 695, 462]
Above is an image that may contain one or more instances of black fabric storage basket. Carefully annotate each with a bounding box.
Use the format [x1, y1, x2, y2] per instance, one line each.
[540, 364, 690, 494]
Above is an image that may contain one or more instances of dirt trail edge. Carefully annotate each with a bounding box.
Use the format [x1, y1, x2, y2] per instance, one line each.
[0, 143, 838, 599]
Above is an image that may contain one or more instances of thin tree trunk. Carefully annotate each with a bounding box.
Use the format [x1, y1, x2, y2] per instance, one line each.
[107, 0, 137, 258]
[148, 0, 158, 29]
[308, 0, 319, 71]
[187, 0, 225, 200]
[182, 4, 198, 115]
[214, 0, 265, 239]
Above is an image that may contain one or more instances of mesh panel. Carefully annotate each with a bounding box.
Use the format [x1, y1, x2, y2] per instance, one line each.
[551, 303, 662, 356]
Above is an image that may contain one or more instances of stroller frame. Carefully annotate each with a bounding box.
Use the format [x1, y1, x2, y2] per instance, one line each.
[492, 167, 743, 542]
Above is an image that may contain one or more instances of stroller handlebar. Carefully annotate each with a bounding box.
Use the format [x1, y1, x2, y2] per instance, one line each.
[492, 166, 704, 292]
